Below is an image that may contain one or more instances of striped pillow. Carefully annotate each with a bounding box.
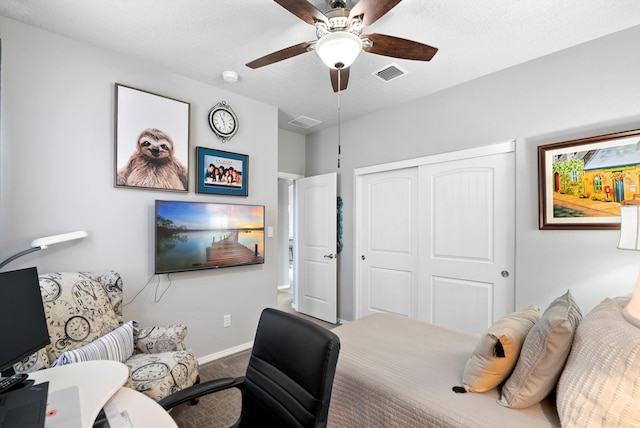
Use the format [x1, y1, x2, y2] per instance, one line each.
[51, 320, 138, 366]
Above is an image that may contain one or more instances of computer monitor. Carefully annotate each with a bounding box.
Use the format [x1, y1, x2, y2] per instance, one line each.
[0, 267, 50, 377]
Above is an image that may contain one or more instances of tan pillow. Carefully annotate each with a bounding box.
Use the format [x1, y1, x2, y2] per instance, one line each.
[557, 297, 640, 427]
[499, 290, 582, 409]
[462, 305, 541, 392]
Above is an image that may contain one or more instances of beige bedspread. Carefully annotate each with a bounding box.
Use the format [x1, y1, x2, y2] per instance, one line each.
[327, 313, 559, 428]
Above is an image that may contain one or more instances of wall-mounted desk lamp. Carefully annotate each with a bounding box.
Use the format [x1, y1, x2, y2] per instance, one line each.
[618, 206, 640, 321]
[0, 231, 88, 270]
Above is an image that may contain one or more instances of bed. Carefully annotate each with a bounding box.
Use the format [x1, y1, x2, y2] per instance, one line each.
[326, 312, 559, 428]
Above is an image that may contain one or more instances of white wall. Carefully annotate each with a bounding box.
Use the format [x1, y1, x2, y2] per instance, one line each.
[306, 25, 640, 321]
[0, 17, 279, 359]
[278, 129, 306, 177]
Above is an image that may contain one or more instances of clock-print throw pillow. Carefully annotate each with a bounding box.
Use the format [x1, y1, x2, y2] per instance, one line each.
[38, 272, 121, 362]
[136, 325, 187, 353]
[51, 320, 138, 366]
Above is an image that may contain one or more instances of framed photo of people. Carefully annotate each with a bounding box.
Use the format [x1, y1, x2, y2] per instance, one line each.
[538, 128, 640, 230]
[196, 147, 249, 196]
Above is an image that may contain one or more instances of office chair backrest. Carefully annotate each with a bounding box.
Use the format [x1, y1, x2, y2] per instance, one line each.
[238, 308, 340, 428]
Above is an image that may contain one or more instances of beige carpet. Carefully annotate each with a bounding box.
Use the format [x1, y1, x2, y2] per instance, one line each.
[169, 289, 339, 427]
[168, 349, 250, 427]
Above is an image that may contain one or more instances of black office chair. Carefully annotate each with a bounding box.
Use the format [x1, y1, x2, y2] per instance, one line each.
[159, 308, 341, 428]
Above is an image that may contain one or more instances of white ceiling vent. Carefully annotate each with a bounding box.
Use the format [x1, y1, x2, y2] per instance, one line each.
[288, 115, 322, 129]
[373, 63, 409, 82]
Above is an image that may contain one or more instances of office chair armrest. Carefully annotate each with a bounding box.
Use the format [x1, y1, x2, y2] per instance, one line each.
[158, 376, 245, 410]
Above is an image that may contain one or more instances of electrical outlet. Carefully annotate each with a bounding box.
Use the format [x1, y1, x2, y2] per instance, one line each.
[223, 314, 231, 328]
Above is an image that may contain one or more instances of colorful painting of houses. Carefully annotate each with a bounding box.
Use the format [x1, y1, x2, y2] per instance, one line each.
[552, 142, 640, 218]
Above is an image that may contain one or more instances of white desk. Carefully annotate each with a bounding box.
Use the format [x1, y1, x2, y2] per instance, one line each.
[29, 360, 177, 428]
[108, 387, 178, 428]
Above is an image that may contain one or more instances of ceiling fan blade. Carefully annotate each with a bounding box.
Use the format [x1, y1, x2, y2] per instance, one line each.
[362, 33, 438, 61]
[246, 41, 314, 69]
[274, 0, 327, 25]
[330, 67, 350, 92]
[349, 0, 402, 27]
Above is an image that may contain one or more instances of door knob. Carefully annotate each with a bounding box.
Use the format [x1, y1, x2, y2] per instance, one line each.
[501, 270, 509, 278]
[361, 255, 366, 260]
[324, 254, 334, 259]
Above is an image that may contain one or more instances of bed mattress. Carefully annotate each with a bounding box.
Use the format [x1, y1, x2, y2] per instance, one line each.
[327, 313, 559, 428]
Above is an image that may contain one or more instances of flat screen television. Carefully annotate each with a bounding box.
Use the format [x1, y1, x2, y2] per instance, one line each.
[155, 200, 265, 274]
[0, 267, 50, 376]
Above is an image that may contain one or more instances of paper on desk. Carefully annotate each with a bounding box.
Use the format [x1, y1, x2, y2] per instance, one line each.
[45, 385, 82, 428]
[103, 398, 134, 428]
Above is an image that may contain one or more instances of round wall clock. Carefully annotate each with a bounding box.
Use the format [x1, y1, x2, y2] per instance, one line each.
[208, 101, 239, 143]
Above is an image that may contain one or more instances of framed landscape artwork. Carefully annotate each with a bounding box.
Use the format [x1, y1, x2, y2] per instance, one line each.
[538, 128, 640, 230]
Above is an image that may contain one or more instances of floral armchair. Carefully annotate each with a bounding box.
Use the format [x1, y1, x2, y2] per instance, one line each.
[13, 271, 199, 402]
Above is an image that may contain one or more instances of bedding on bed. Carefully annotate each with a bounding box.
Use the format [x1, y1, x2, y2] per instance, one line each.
[327, 313, 560, 428]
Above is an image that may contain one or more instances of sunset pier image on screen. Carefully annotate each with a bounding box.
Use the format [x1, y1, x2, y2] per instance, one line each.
[155, 200, 265, 274]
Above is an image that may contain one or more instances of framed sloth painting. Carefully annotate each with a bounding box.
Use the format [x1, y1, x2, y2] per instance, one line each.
[114, 84, 190, 192]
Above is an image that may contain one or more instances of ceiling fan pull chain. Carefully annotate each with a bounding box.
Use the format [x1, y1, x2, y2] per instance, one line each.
[337, 69, 342, 168]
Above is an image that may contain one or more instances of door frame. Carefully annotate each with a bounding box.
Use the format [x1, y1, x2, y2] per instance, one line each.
[277, 172, 303, 306]
[353, 141, 515, 319]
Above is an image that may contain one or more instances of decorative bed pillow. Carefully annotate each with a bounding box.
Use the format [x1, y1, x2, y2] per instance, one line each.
[462, 305, 541, 392]
[499, 290, 582, 409]
[136, 325, 187, 353]
[51, 320, 138, 366]
[557, 297, 640, 427]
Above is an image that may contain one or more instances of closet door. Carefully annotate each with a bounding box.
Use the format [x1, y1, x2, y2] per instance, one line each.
[418, 151, 515, 335]
[357, 168, 419, 318]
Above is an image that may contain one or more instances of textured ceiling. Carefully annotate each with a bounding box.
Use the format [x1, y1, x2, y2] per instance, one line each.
[1, 0, 640, 134]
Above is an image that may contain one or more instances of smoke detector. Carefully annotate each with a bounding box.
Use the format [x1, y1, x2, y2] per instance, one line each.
[222, 70, 238, 83]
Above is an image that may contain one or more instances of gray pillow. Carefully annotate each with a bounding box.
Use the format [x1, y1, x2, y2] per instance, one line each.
[557, 297, 640, 427]
[498, 290, 582, 409]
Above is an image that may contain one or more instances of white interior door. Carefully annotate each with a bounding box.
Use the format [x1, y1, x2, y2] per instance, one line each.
[294, 173, 337, 323]
[418, 151, 515, 335]
[357, 168, 419, 318]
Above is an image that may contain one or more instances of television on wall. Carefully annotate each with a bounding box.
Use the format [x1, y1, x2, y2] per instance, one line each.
[155, 200, 265, 274]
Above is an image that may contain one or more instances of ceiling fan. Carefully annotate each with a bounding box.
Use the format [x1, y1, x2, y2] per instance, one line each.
[246, 0, 438, 92]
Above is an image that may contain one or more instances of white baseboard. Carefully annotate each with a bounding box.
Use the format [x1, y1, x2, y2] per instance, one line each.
[196, 319, 346, 366]
[197, 341, 253, 365]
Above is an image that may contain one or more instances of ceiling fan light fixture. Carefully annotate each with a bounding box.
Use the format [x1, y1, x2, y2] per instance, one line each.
[315, 31, 363, 69]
